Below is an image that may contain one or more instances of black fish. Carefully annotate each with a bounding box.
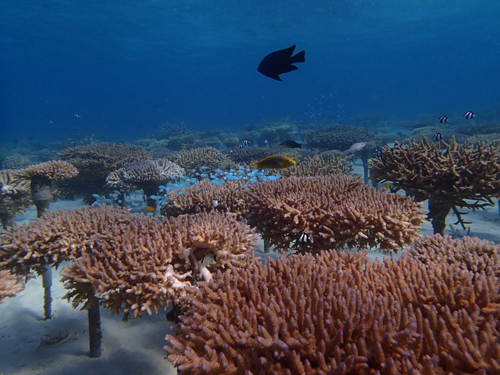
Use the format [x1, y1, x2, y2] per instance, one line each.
[464, 111, 475, 119]
[438, 116, 448, 123]
[278, 140, 302, 148]
[258, 45, 306, 81]
[433, 132, 443, 142]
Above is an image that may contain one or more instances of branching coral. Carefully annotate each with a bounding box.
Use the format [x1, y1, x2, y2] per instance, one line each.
[407, 234, 500, 277]
[21, 160, 79, 181]
[169, 147, 235, 177]
[223, 147, 274, 166]
[0, 205, 136, 276]
[162, 180, 248, 219]
[370, 137, 500, 234]
[165, 250, 500, 375]
[0, 169, 31, 228]
[61, 212, 257, 321]
[303, 124, 374, 150]
[0, 270, 24, 304]
[20, 160, 79, 217]
[246, 175, 425, 253]
[279, 152, 353, 177]
[58, 143, 152, 203]
[106, 159, 185, 207]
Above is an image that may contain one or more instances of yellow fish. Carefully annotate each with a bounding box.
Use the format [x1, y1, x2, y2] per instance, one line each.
[253, 155, 296, 169]
[144, 206, 155, 212]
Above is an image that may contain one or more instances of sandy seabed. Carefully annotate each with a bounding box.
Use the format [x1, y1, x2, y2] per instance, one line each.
[1, 184, 500, 374]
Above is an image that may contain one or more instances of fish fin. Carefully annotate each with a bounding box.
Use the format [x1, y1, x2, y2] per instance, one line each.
[292, 50, 305, 63]
[270, 75, 283, 81]
[284, 45, 296, 56]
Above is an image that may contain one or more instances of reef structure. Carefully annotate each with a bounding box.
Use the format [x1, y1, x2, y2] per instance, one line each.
[162, 180, 248, 220]
[20, 160, 79, 218]
[371, 137, 500, 234]
[408, 234, 500, 277]
[0, 169, 31, 229]
[245, 175, 425, 254]
[58, 142, 152, 203]
[105, 159, 185, 208]
[166, 249, 500, 374]
[0, 270, 23, 304]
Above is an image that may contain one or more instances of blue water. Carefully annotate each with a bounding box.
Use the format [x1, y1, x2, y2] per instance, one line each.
[1, 0, 500, 143]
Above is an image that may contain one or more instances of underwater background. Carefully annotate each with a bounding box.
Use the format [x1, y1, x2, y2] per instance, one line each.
[2, 0, 500, 144]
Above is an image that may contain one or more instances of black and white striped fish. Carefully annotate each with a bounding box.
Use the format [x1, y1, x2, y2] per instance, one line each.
[438, 115, 448, 123]
[463, 111, 475, 119]
[433, 132, 443, 142]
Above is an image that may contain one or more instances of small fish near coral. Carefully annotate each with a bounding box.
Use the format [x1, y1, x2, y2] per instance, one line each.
[343, 142, 366, 155]
[258, 45, 306, 81]
[463, 111, 475, 119]
[438, 115, 448, 123]
[433, 133, 443, 142]
[278, 140, 302, 148]
[253, 155, 296, 169]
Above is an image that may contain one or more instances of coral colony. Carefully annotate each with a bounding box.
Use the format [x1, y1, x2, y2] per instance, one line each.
[0, 130, 500, 373]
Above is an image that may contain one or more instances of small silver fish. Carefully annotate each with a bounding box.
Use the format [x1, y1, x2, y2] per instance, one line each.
[343, 142, 366, 155]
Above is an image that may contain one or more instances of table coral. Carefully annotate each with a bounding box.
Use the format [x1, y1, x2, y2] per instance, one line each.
[246, 175, 425, 254]
[371, 137, 500, 234]
[61, 212, 257, 321]
[166, 250, 500, 374]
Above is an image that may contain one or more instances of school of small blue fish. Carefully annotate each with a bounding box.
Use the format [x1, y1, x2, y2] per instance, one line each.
[92, 166, 279, 214]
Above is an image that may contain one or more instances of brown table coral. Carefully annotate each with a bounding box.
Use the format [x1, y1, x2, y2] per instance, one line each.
[161, 180, 248, 219]
[278, 152, 353, 177]
[0, 169, 31, 228]
[58, 142, 152, 203]
[407, 234, 500, 277]
[245, 175, 425, 254]
[169, 147, 235, 177]
[166, 249, 500, 374]
[371, 137, 500, 234]
[61, 212, 257, 321]
[0, 269, 24, 304]
[105, 159, 185, 208]
[0, 205, 136, 277]
[20, 160, 79, 218]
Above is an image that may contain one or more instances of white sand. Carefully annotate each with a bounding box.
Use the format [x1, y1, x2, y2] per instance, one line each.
[1, 187, 499, 374]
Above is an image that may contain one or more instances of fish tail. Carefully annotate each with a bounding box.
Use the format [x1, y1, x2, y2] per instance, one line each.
[252, 163, 259, 169]
[292, 50, 306, 63]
